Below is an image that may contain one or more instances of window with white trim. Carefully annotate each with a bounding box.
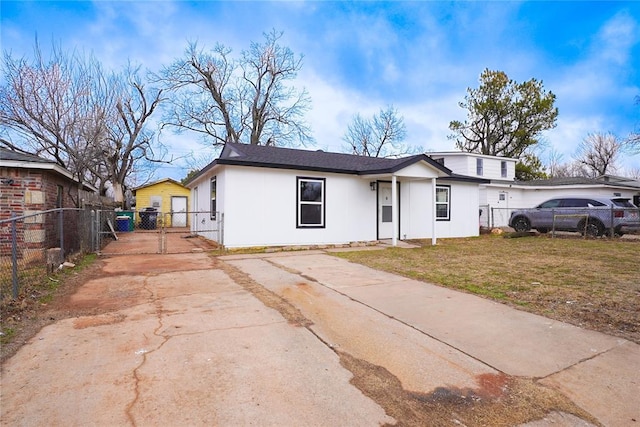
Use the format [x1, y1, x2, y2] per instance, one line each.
[501, 161, 507, 178]
[476, 158, 483, 176]
[297, 177, 325, 228]
[436, 185, 450, 221]
[210, 177, 217, 220]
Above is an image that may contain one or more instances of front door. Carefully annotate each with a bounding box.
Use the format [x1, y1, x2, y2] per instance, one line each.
[377, 182, 394, 239]
[171, 196, 188, 227]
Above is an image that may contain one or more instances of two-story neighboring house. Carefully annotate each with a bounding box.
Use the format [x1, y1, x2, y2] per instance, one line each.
[428, 151, 640, 228]
[429, 152, 518, 227]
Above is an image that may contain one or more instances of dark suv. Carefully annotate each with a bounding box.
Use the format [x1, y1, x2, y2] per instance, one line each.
[509, 196, 640, 237]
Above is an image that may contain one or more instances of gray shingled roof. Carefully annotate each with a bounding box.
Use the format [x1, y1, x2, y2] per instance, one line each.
[183, 143, 497, 186]
[0, 147, 56, 164]
[515, 176, 640, 189]
[217, 142, 452, 175]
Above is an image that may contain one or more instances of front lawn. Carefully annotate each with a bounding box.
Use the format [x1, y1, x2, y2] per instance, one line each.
[334, 235, 640, 344]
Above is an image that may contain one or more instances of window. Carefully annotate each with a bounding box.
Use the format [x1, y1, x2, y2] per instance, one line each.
[56, 185, 63, 208]
[501, 161, 507, 178]
[435, 186, 450, 221]
[210, 177, 217, 220]
[150, 196, 161, 208]
[297, 177, 325, 228]
[476, 158, 483, 176]
[538, 199, 561, 208]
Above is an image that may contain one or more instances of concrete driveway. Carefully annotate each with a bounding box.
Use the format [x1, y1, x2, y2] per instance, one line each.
[2, 243, 638, 426]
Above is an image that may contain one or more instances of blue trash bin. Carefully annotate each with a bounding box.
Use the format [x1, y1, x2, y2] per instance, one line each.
[116, 216, 130, 232]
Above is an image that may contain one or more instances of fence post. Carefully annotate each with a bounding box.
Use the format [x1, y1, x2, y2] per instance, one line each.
[610, 206, 615, 238]
[91, 210, 96, 252]
[11, 212, 19, 299]
[59, 209, 65, 257]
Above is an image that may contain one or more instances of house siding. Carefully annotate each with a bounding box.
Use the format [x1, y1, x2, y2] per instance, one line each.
[431, 153, 517, 181]
[135, 181, 190, 227]
[219, 166, 375, 248]
[436, 181, 481, 237]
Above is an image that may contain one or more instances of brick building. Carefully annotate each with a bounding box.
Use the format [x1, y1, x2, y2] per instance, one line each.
[0, 148, 96, 258]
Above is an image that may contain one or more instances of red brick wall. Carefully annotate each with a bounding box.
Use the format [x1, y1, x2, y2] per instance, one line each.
[0, 167, 80, 257]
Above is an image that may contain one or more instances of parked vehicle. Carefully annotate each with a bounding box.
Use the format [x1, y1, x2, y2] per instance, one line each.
[509, 196, 640, 237]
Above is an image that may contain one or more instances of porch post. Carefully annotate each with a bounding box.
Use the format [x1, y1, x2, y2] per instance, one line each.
[431, 177, 437, 246]
[391, 174, 397, 246]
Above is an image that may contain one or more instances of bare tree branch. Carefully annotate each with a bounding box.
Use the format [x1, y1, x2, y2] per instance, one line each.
[157, 30, 312, 148]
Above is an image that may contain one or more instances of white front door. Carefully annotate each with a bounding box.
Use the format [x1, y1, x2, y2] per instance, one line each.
[171, 196, 188, 227]
[378, 182, 394, 239]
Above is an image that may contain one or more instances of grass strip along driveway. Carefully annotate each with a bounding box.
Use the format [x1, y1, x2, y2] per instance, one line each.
[335, 235, 640, 345]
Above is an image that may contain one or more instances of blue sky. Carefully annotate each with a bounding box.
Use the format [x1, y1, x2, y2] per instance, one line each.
[2, 1, 639, 181]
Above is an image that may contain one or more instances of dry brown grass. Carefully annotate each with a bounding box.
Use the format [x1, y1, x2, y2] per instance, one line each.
[335, 234, 640, 344]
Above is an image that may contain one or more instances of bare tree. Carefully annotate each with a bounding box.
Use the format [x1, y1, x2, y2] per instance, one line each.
[545, 148, 565, 178]
[158, 29, 312, 147]
[574, 132, 626, 177]
[102, 65, 165, 203]
[343, 106, 410, 157]
[0, 41, 106, 200]
[550, 161, 591, 178]
[1, 40, 165, 205]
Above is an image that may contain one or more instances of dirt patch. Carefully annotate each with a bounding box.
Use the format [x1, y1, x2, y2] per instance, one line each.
[73, 313, 126, 329]
[338, 351, 599, 427]
[218, 261, 312, 328]
[1, 257, 106, 363]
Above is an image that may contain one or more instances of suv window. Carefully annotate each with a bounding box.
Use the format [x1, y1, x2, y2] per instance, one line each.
[611, 198, 635, 208]
[587, 200, 606, 207]
[560, 198, 589, 208]
[538, 199, 561, 208]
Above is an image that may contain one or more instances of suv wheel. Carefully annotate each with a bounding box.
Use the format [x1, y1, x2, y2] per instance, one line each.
[512, 216, 531, 233]
[581, 219, 604, 238]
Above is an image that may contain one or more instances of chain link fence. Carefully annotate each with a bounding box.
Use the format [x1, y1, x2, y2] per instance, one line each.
[488, 205, 640, 238]
[0, 208, 114, 300]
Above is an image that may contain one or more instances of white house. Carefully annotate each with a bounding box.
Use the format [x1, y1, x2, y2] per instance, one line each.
[429, 151, 640, 227]
[185, 143, 489, 248]
[429, 151, 519, 227]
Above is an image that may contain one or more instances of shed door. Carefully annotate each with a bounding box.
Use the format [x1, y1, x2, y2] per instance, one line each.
[171, 196, 188, 227]
[378, 183, 394, 239]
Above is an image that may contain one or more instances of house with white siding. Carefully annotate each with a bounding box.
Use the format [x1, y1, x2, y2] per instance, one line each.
[184, 143, 488, 248]
[428, 151, 640, 227]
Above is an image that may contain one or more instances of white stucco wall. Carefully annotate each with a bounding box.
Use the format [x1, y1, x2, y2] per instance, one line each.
[436, 181, 481, 238]
[188, 164, 483, 247]
[430, 153, 516, 181]
[399, 180, 433, 239]
[220, 166, 376, 248]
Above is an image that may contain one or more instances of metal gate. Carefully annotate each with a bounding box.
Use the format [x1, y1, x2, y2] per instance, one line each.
[96, 210, 222, 255]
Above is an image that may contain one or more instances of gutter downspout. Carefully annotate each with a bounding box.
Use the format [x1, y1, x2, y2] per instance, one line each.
[391, 174, 397, 247]
[432, 177, 437, 246]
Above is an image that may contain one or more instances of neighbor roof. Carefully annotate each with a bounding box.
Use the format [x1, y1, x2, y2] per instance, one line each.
[132, 178, 187, 192]
[1, 147, 58, 164]
[0, 147, 97, 192]
[513, 176, 640, 190]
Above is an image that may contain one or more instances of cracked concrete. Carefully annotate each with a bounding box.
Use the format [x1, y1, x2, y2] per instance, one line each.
[222, 252, 639, 427]
[0, 253, 393, 426]
[2, 242, 638, 426]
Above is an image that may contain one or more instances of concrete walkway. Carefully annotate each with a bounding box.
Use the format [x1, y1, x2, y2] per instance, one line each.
[223, 251, 640, 427]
